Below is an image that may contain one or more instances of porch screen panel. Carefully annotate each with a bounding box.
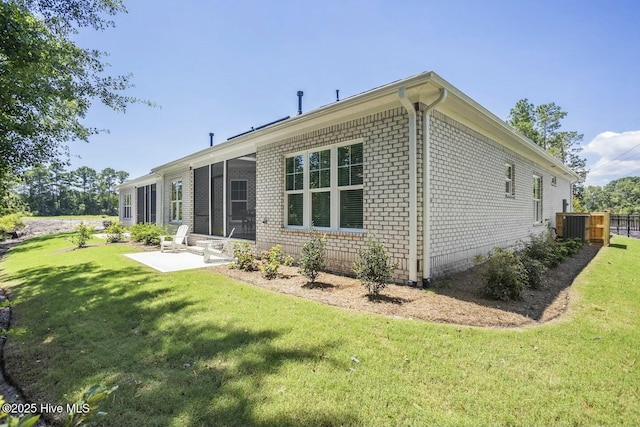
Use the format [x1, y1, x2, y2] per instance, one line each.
[150, 184, 157, 223]
[193, 165, 209, 234]
[211, 162, 224, 236]
[136, 187, 144, 223]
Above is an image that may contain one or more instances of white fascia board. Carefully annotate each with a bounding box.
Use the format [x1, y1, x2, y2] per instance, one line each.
[115, 173, 161, 192]
[151, 139, 258, 174]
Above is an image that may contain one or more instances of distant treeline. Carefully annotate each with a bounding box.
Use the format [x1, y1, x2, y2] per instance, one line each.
[15, 164, 129, 216]
[581, 176, 640, 214]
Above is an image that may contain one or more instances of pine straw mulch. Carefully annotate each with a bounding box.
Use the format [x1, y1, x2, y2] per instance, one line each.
[211, 244, 601, 328]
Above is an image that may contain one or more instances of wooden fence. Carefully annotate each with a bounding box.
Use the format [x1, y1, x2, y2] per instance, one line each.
[555, 212, 610, 246]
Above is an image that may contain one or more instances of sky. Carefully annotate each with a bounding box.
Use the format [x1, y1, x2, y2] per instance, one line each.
[68, 0, 640, 187]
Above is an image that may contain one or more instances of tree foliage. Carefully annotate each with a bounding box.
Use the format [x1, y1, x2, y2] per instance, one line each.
[0, 0, 144, 197]
[17, 163, 128, 215]
[507, 99, 588, 198]
[582, 176, 640, 214]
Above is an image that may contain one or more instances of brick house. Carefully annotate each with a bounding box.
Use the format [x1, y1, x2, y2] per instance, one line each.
[116, 71, 578, 285]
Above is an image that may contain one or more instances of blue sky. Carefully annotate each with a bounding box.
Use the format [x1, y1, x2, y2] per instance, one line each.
[69, 0, 640, 187]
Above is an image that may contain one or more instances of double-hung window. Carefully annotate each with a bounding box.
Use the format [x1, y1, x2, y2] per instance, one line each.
[533, 175, 542, 224]
[285, 155, 305, 226]
[123, 193, 132, 219]
[170, 180, 183, 222]
[285, 140, 364, 230]
[337, 143, 363, 229]
[505, 163, 515, 196]
[309, 149, 331, 227]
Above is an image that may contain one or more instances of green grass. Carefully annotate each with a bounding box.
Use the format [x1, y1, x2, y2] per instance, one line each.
[22, 215, 118, 221]
[1, 234, 639, 426]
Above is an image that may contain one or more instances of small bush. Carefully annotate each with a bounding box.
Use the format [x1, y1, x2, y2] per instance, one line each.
[259, 245, 288, 279]
[72, 222, 96, 248]
[102, 219, 114, 229]
[130, 223, 167, 246]
[525, 231, 563, 268]
[0, 213, 25, 239]
[299, 230, 326, 285]
[105, 221, 127, 243]
[354, 237, 398, 296]
[478, 248, 528, 301]
[230, 241, 257, 271]
[520, 255, 545, 290]
[561, 238, 583, 255]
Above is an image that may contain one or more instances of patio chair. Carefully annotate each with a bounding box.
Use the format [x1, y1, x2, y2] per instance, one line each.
[160, 224, 189, 253]
[203, 228, 235, 263]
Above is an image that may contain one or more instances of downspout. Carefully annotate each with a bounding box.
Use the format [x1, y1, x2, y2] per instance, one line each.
[398, 87, 418, 286]
[422, 88, 447, 286]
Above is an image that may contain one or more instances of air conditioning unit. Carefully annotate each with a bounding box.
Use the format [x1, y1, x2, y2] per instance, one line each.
[562, 214, 590, 240]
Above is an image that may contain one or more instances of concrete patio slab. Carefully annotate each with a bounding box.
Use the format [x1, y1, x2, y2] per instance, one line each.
[124, 250, 231, 273]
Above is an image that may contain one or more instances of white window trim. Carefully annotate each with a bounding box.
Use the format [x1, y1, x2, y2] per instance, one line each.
[533, 174, 543, 225]
[170, 180, 183, 222]
[284, 138, 364, 231]
[505, 163, 515, 197]
[123, 193, 132, 219]
[551, 176, 557, 186]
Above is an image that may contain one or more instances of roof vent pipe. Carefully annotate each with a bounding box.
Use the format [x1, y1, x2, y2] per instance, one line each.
[336, 89, 340, 102]
[209, 132, 214, 147]
[297, 91, 304, 115]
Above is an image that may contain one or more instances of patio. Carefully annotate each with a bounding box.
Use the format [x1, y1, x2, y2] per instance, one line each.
[124, 250, 231, 273]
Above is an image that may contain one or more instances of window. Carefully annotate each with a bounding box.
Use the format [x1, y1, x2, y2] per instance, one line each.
[533, 175, 542, 224]
[337, 143, 363, 229]
[309, 149, 331, 227]
[551, 176, 557, 186]
[284, 140, 364, 230]
[505, 163, 515, 196]
[285, 155, 304, 226]
[230, 180, 248, 220]
[123, 193, 132, 219]
[170, 180, 183, 222]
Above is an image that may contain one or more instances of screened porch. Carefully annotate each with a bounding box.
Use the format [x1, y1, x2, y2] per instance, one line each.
[193, 154, 256, 240]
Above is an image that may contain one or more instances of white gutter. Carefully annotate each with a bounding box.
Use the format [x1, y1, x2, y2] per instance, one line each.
[422, 88, 447, 286]
[398, 87, 418, 285]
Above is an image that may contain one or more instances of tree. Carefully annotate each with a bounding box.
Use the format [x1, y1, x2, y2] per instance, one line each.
[0, 0, 145, 202]
[507, 99, 588, 199]
[582, 177, 640, 214]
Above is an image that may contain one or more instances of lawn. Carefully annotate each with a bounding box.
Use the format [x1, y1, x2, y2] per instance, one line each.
[1, 233, 639, 426]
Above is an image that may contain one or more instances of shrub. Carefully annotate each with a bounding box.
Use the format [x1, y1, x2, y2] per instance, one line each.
[130, 223, 167, 246]
[478, 248, 528, 301]
[0, 213, 25, 239]
[525, 231, 563, 268]
[105, 221, 127, 243]
[102, 219, 114, 229]
[354, 237, 398, 296]
[230, 241, 257, 271]
[561, 238, 583, 255]
[519, 255, 545, 290]
[72, 222, 95, 248]
[259, 245, 288, 279]
[298, 230, 326, 286]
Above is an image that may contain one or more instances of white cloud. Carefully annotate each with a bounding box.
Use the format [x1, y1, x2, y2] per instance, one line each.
[583, 130, 640, 186]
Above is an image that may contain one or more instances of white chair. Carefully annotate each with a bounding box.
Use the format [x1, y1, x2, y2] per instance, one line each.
[160, 224, 189, 253]
[204, 228, 235, 263]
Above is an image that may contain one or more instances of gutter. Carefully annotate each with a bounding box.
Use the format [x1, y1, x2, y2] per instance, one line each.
[422, 88, 447, 286]
[398, 87, 418, 286]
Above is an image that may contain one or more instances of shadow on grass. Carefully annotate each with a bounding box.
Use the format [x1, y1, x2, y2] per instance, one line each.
[2, 236, 359, 427]
[609, 243, 627, 250]
[430, 244, 601, 322]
